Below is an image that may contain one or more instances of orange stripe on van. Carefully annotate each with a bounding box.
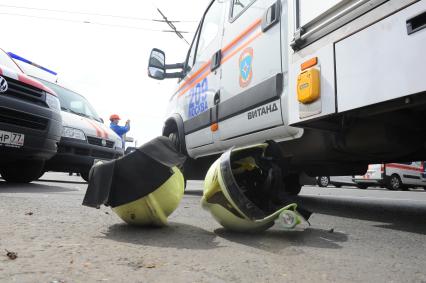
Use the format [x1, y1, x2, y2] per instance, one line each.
[221, 31, 262, 64]
[85, 119, 102, 137]
[176, 60, 211, 96]
[175, 18, 263, 98]
[386, 163, 424, 172]
[221, 18, 261, 55]
[86, 119, 108, 139]
[98, 124, 109, 139]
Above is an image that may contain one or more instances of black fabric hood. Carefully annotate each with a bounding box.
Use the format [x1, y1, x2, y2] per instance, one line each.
[82, 136, 186, 208]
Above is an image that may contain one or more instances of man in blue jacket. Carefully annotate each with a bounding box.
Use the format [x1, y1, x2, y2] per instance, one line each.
[109, 114, 130, 148]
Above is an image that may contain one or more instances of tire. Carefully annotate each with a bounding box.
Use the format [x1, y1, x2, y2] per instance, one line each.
[168, 131, 187, 189]
[36, 170, 45, 180]
[168, 132, 181, 152]
[0, 160, 45, 183]
[386, 174, 402, 191]
[357, 184, 368, 189]
[80, 171, 90, 183]
[284, 174, 302, 196]
[317, 176, 330, 187]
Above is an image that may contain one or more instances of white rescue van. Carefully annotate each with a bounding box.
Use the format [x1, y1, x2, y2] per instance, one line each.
[36, 79, 124, 182]
[353, 162, 426, 190]
[10, 54, 124, 181]
[147, 0, 426, 195]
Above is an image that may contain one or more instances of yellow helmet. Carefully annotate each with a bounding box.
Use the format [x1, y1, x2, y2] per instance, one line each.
[201, 144, 308, 232]
[112, 166, 184, 226]
[82, 136, 187, 227]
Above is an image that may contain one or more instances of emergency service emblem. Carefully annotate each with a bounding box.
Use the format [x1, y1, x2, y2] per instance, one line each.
[0, 76, 8, 93]
[239, 47, 253, 88]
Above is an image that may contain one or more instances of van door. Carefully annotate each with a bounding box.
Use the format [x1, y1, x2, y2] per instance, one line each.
[386, 162, 424, 187]
[216, 0, 284, 145]
[406, 161, 424, 187]
[179, 1, 226, 151]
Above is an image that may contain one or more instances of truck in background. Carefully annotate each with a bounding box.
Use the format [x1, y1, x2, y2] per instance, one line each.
[0, 49, 62, 183]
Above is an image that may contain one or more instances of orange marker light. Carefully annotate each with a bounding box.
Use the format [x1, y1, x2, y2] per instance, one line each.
[301, 57, 318, 71]
[211, 123, 219, 132]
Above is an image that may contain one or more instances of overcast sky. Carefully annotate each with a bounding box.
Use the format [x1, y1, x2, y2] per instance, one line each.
[0, 0, 210, 145]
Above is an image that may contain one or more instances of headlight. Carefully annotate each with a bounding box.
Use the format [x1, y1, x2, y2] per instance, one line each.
[45, 93, 61, 112]
[62, 127, 86, 141]
[115, 142, 123, 150]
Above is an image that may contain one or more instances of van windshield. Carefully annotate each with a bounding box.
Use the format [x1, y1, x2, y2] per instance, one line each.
[37, 78, 102, 122]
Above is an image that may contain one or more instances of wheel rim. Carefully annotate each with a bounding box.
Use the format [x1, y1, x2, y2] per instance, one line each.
[390, 176, 400, 190]
[320, 177, 329, 187]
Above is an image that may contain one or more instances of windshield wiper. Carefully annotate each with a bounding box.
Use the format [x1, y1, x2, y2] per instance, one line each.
[61, 107, 102, 122]
[61, 107, 90, 118]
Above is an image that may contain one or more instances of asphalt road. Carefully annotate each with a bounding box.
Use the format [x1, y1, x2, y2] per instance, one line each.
[0, 173, 425, 283]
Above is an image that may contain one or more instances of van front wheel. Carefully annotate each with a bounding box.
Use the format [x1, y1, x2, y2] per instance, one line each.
[1, 160, 45, 183]
[168, 131, 187, 189]
[168, 132, 181, 153]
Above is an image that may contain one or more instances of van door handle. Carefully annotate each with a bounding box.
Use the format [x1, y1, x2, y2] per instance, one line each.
[407, 11, 426, 35]
[213, 90, 220, 105]
[211, 50, 222, 71]
[211, 90, 221, 132]
[262, 0, 281, 32]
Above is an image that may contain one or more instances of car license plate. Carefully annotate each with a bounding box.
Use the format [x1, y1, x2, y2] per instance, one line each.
[0, 130, 25, 147]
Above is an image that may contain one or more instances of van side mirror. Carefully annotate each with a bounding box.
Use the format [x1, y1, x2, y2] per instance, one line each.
[148, 48, 166, 80]
[147, 48, 184, 80]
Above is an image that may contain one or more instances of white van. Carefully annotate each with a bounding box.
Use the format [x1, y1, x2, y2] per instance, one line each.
[36, 79, 124, 181]
[317, 175, 355, 188]
[353, 162, 426, 190]
[148, 0, 426, 195]
[10, 53, 124, 181]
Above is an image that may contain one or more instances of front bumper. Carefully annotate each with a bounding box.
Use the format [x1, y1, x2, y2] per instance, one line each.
[45, 137, 124, 172]
[0, 96, 62, 162]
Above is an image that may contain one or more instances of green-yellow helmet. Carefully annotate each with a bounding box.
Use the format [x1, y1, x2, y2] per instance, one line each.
[112, 166, 184, 227]
[201, 144, 306, 232]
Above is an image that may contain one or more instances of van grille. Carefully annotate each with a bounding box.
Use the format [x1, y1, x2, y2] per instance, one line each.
[0, 107, 48, 130]
[87, 136, 115, 148]
[92, 150, 115, 159]
[58, 145, 118, 160]
[3, 77, 46, 106]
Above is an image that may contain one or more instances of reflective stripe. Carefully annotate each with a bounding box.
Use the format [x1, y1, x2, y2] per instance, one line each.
[386, 163, 423, 172]
[85, 119, 103, 138]
[0, 66, 56, 95]
[175, 18, 263, 98]
[1, 67, 19, 80]
[98, 124, 110, 139]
